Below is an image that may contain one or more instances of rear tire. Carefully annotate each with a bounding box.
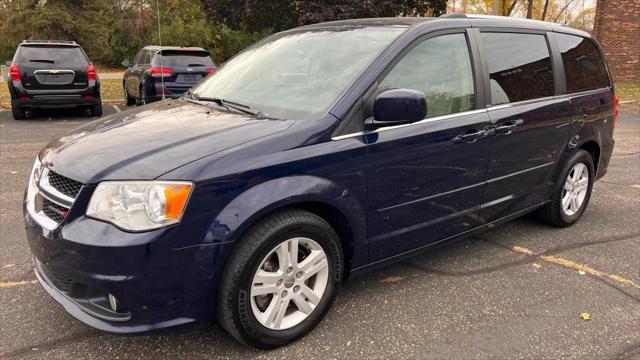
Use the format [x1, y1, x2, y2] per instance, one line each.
[90, 102, 103, 117]
[217, 209, 343, 349]
[137, 85, 146, 106]
[537, 149, 594, 227]
[11, 103, 26, 120]
[124, 84, 135, 106]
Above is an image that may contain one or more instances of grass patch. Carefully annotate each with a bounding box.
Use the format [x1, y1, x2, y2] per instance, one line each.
[0, 79, 122, 108]
[95, 65, 125, 73]
[616, 83, 640, 102]
[99, 79, 123, 102]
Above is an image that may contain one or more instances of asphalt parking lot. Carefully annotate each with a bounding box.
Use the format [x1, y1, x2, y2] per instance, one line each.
[0, 104, 639, 359]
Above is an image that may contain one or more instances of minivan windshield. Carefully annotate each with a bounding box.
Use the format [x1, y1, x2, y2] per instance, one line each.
[192, 27, 406, 120]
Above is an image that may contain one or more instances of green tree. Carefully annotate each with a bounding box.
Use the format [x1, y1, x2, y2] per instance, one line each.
[0, 0, 114, 63]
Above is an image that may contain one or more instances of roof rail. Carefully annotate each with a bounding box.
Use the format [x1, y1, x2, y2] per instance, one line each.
[22, 40, 77, 45]
[440, 13, 468, 18]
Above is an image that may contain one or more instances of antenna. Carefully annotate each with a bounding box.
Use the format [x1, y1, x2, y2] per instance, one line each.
[156, 0, 166, 101]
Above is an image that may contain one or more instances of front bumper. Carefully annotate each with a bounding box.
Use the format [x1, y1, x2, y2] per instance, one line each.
[23, 202, 230, 334]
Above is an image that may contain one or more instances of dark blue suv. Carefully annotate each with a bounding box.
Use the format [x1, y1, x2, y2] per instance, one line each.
[122, 46, 216, 105]
[24, 15, 616, 348]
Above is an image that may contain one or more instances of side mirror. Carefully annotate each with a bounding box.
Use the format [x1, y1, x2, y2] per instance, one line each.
[121, 59, 130, 68]
[367, 88, 427, 128]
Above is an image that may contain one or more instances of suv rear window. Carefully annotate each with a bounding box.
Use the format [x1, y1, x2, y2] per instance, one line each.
[17, 46, 88, 67]
[154, 51, 214, 68]
[555, 33, 610, 93]
[481, 32, 555, 105]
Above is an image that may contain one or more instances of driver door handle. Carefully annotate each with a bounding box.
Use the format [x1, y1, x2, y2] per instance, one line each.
[494, 122, 518, 134]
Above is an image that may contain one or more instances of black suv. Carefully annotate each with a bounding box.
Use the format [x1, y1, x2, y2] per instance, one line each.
[122, 46, 216, 105]
[7, 40, 102, 120]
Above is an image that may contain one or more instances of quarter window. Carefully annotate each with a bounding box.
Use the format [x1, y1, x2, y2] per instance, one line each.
[481, 32, 555, 105]
[378, 33, 475, 118]
[555, 33, 610, 93]
[140, 51, 151, 65]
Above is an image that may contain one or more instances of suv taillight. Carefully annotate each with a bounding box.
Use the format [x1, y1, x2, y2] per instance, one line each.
[148, 67, 173, 78]
[206, 68, 215, 75]
[87, 64, 97, 81]
[9, 64, 21, 81]
[613, 95, 619, 128]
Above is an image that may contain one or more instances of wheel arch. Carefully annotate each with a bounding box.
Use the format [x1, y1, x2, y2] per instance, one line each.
[209, 175, 366, 280]
[579, 140, 601, 174]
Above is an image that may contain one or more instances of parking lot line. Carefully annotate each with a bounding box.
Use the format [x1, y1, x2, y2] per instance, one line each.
[511, 245, 640, 289]
[0, 279, 37, 288]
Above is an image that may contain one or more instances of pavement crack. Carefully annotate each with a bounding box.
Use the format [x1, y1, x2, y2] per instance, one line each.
[610, 341, 640, 360]
[401, 256, 536, 277]
[592, 275, 640, 304]
[484, 232, 640, 259]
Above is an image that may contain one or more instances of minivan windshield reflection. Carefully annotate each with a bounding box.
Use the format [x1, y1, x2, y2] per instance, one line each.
[192, 27, 406, 120]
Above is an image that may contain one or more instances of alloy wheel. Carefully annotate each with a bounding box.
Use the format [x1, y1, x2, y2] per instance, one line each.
[561, 162, 589, 216]
[250, 237, 329, 330]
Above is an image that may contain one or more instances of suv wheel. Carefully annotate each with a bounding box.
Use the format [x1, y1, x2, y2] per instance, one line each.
[124, 84, 135, 106]
[11, 103, 26, 120]
[538, 149, 594, 227]
[217, 209, 343, 349]
[90, 102, 103, 117]
[137, 86, 146, 106]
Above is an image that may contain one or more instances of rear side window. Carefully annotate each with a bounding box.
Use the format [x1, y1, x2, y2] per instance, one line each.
[17, 46, 88, 67]
[154, 51, 214, 68]
[140, 51, 151, 65]
[378, 33, 475, 118]
[481, 32, 555, 105]
[555, 33, 610, 93]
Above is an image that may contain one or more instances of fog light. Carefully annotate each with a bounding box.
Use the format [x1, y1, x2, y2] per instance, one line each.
[108, 293, 120, 312]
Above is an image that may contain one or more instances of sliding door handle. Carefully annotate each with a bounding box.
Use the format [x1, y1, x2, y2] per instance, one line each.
[454, 129, 487, 143]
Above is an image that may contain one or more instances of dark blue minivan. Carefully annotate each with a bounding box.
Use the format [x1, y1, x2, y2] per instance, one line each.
[24, 15, 616, 348]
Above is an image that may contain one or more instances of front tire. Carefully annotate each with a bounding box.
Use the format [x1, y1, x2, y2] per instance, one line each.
[538, 149, 594, 227]
[217, 209, 343, 349]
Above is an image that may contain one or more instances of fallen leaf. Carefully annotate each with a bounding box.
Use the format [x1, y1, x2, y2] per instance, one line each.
[347, 341, 352, 346]
[380, 276, 405, 284]
[581, 312, 591, 321]
[532, 263, 542, 269]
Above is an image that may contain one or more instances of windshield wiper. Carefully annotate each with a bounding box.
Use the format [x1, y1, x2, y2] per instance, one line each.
[30, 59, 55, 63]
[188, 92, 263, 117]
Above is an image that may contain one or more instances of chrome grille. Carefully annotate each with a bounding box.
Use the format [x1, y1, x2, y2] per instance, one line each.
[47, 171, 83, 198]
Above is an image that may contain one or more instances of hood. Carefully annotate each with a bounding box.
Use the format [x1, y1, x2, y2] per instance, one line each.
[39, 100, 294, 183]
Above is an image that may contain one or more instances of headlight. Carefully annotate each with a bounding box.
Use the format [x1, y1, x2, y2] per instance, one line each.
[87, 181, 193, 231]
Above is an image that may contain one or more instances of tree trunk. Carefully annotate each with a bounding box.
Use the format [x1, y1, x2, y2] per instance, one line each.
[541, 0, 550, 21]
[526, 0, 533, 19]
[506, 0, 519, 16]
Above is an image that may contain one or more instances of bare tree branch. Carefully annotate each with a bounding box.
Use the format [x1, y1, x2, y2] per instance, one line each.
[553, 0, 577, 22]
